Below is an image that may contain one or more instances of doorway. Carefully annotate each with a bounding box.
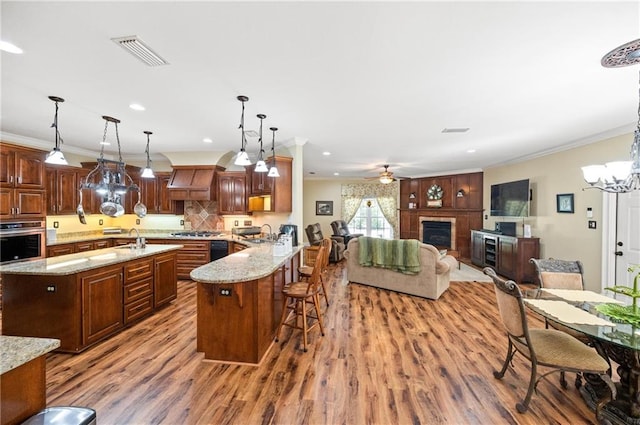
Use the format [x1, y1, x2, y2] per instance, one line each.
[603, 191, 640, 290]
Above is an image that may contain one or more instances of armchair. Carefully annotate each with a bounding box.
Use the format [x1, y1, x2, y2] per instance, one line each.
[330, 220, 363, 247]
[305, 223, 345, 263]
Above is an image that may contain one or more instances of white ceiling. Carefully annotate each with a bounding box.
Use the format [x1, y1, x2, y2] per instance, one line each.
[2, 1, 639, 181]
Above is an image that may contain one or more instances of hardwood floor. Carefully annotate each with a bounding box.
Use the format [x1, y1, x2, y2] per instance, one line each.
[43, 262, 600, 425]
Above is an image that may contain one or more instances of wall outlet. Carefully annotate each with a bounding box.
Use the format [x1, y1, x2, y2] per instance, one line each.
[180, 219, 184, 226]
[99, 219, 103, 225]
[136, 218, 140, 225]
[53, 221, 59, 228]
[244, 220, 252, 226]
[219, 288, 232, 297]
[588, 220, 597, 229]
[234, 220, 239, 226]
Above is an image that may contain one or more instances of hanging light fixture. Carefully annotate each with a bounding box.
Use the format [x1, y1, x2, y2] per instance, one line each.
[254, 114, 268, 172]
[234, 95, 252, 166]
[45, 96, 68, 165]
[140, 131, 155, 178]
[582, 39, 640, 193]
[81, 116, 139, 217]
[268, 127, 280, 177]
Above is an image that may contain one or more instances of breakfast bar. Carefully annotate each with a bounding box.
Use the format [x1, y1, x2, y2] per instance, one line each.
[190, 243, 302, 364]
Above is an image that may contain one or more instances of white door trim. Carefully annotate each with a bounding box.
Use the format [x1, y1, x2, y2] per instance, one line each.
[602, 192, 617, 291]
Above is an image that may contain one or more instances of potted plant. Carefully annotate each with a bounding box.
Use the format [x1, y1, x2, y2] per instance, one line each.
[596, 264, 640, 323]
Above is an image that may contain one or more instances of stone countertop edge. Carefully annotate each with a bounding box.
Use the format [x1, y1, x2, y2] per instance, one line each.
[191, 245, 303, 284]
[47, 232, 234, 246]
[0, 244, 183, 275]
[0, 335, 60, 375]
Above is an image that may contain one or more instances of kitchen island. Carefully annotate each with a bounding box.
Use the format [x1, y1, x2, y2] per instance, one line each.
[191, 243, 302, 364]
[0, 244, 181, 352]
[1, 336, 60, 425]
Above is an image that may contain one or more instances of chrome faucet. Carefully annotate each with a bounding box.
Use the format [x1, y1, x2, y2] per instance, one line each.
[261, 224, 273, 240]
[128, 228, 142, 248]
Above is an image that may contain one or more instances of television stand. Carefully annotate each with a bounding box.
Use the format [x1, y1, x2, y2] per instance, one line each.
[470, 230, 539, 283]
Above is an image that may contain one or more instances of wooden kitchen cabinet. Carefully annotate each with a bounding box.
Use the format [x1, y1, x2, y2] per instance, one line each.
[80, 265, 124, 347]
[149, 239, 210, 279]
[47, 239, 112, 257]
[123, 258, 154, 324]
[46, 165, 78, 215]
[154, 251, 178, 307]
[246, 156, 293, 213]
[217, 171, 247, 215]
[0, 144, 46, 220]
[47, 243, 76, 257]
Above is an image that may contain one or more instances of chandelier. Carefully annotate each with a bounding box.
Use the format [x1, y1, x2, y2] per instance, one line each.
[44, 96, 68, 165]
[582, 39, 640, 193]
[80, 116, 139, 217]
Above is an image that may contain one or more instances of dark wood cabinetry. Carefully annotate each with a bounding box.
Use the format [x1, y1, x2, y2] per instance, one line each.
[81, 265, 124, 346]
[217, 172, 247, 215]
[0, 144, 46, 220]
[154, 252, 178, 307]
[167, 167, 218, 201]
[470, 230, 539, 283]
[47, 239, 113, 257]
[46, 165, 78, 215]
[246, 156, 293, 213]
[148, 239, 210, 279]
[123, 258, 154, 324]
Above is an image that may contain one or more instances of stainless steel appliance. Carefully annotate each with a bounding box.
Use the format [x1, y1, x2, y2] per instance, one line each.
[279, 224, 298, 246]
[0, 220, 46, 264]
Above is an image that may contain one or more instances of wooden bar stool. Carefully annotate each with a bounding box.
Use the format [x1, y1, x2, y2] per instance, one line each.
[276, 243, 327, 352]
[298, 237, 331, 307]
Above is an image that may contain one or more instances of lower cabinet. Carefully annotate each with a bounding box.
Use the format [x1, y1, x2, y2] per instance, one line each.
[1, 250, 178, 353]
[470, 230, 540, 283]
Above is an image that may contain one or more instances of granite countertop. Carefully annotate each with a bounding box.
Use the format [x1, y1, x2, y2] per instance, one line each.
[47, 231, 234, 246]
[190, 244, 303, 284]
[0, 244, 183, 275]
[0, 335, 60, 374]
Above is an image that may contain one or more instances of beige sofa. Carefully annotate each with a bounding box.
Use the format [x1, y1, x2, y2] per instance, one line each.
[344, 238, 458, 300]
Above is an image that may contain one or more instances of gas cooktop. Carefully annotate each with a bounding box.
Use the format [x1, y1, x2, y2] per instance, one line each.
[170, 231, 222, 237]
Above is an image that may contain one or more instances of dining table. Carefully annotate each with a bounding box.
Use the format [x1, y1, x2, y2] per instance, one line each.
[524, 288, 640, 425]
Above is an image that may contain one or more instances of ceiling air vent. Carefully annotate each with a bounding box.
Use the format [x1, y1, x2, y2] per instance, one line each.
[111, 36, 169, 67]
[441, 128, 470, 133]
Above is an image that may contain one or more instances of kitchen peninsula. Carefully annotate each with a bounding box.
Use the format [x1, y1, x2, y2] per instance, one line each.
[191, 243, 302, 364]
[0, 244, 181, 352]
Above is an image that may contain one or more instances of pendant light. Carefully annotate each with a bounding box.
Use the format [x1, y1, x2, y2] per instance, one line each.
[45, 96, 68, 165]
[140, 131, 155, 178]
[268, 127, 280, 177]
[254, 114, 268, 172]
[234, 95, 252, 166]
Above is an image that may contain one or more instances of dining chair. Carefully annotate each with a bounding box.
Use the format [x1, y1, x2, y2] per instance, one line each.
[298, 237, 332, 307]
[483, 267, 616, 415]
[530, 257, 595, 388]
[275, 243, 327, 352]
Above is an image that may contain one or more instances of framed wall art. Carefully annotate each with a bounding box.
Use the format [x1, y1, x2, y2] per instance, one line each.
[556, 193, 574, 213]
[316, 201, 333, 216]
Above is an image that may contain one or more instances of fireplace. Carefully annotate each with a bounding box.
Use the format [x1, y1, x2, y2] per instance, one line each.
[419, 216, 456, 250]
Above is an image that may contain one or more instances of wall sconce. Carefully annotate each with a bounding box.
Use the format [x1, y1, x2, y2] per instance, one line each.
[457, 189, 465, 197]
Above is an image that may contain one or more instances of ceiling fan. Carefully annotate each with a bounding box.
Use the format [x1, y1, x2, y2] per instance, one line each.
[365, 164, 406, 184]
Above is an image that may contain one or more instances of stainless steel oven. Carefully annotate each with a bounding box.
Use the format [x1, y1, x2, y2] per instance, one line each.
[0, 220, 46, 264]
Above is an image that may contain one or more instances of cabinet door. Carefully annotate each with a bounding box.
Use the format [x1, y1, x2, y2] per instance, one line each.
[141, 177, 159, 213]
[218, 173, 246, 214]
[15, 190, 46, 218]
[0, 147, 14, 188]
[81, 266, 123, 346]
[0, 188, 13, 219]
[57, 169, 78, 214]
[154, 252, 177, 307]
[157, 173, 174, 214]
[497, 237, 518, 280]
[470, 231, 484, 266]
[47, 243, 76, 257]
[15, 150, 45, 189]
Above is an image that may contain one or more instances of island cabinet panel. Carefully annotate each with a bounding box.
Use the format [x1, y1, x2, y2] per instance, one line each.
[1, 274, 82, 352]
[1, 356, 46, 425]
[81, 265, 124, 347]
[154, 251, 177, 307]
[123, 258, 154, 324]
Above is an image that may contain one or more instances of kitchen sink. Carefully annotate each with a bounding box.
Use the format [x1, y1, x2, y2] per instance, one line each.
[246, 238, 270, 244]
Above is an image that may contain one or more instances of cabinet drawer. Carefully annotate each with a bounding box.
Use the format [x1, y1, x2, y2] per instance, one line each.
[177, 251, 209, 263]
[123, 276, 153, 303]
[75, 241, 94, 252]
[179, 241, 210, 251]
[124, 295, 153, 324]
[94, 239, 111, 249]
[124, 259, 154, 284]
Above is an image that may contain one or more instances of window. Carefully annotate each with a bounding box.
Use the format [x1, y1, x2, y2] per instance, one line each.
[348, 198, 394, 239]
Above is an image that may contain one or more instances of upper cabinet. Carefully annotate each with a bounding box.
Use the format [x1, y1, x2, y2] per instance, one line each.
[46, 165, 79, 215]
[217, 171, 247, 215]
[167, 166, 220, 201]
[245, 156, 292, 213]
[0, 143, 46, 220]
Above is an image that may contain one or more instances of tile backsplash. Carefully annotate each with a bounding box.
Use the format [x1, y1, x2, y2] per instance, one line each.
[184, 201, 225, 231]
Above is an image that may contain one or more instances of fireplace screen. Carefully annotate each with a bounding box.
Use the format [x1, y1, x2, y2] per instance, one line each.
[422, 221, 452, 248]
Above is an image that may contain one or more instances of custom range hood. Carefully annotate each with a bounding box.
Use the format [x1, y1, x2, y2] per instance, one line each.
[166, 166, 222, 200]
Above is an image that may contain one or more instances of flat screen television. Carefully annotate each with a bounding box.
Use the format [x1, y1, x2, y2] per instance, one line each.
[490, 179, 530, 217]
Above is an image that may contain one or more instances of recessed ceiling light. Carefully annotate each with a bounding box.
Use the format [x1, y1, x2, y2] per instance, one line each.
[333, 172, 339, 176]
[203, 138, 213, 143]
[467, 149, 476, 153]
[323, 151, 331, 156]
[442, 128, 470, 133]
[129, 103, 145, 111]
[0, 41, 23, 54]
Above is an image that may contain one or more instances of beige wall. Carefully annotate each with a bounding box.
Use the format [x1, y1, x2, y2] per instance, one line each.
[483, 132, 631, 291]
[301, 180, 346, 243]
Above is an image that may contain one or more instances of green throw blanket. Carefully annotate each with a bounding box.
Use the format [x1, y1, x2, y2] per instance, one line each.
[357, 236, 421, 275]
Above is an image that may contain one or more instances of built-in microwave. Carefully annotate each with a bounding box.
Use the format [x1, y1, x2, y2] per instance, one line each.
[0, 220, 46, 264]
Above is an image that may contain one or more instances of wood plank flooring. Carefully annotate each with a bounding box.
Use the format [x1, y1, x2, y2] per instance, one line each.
[42, 263, 600, 424]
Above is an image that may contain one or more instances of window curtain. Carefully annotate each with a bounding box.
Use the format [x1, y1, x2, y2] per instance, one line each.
[341, 182, 399, 238]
